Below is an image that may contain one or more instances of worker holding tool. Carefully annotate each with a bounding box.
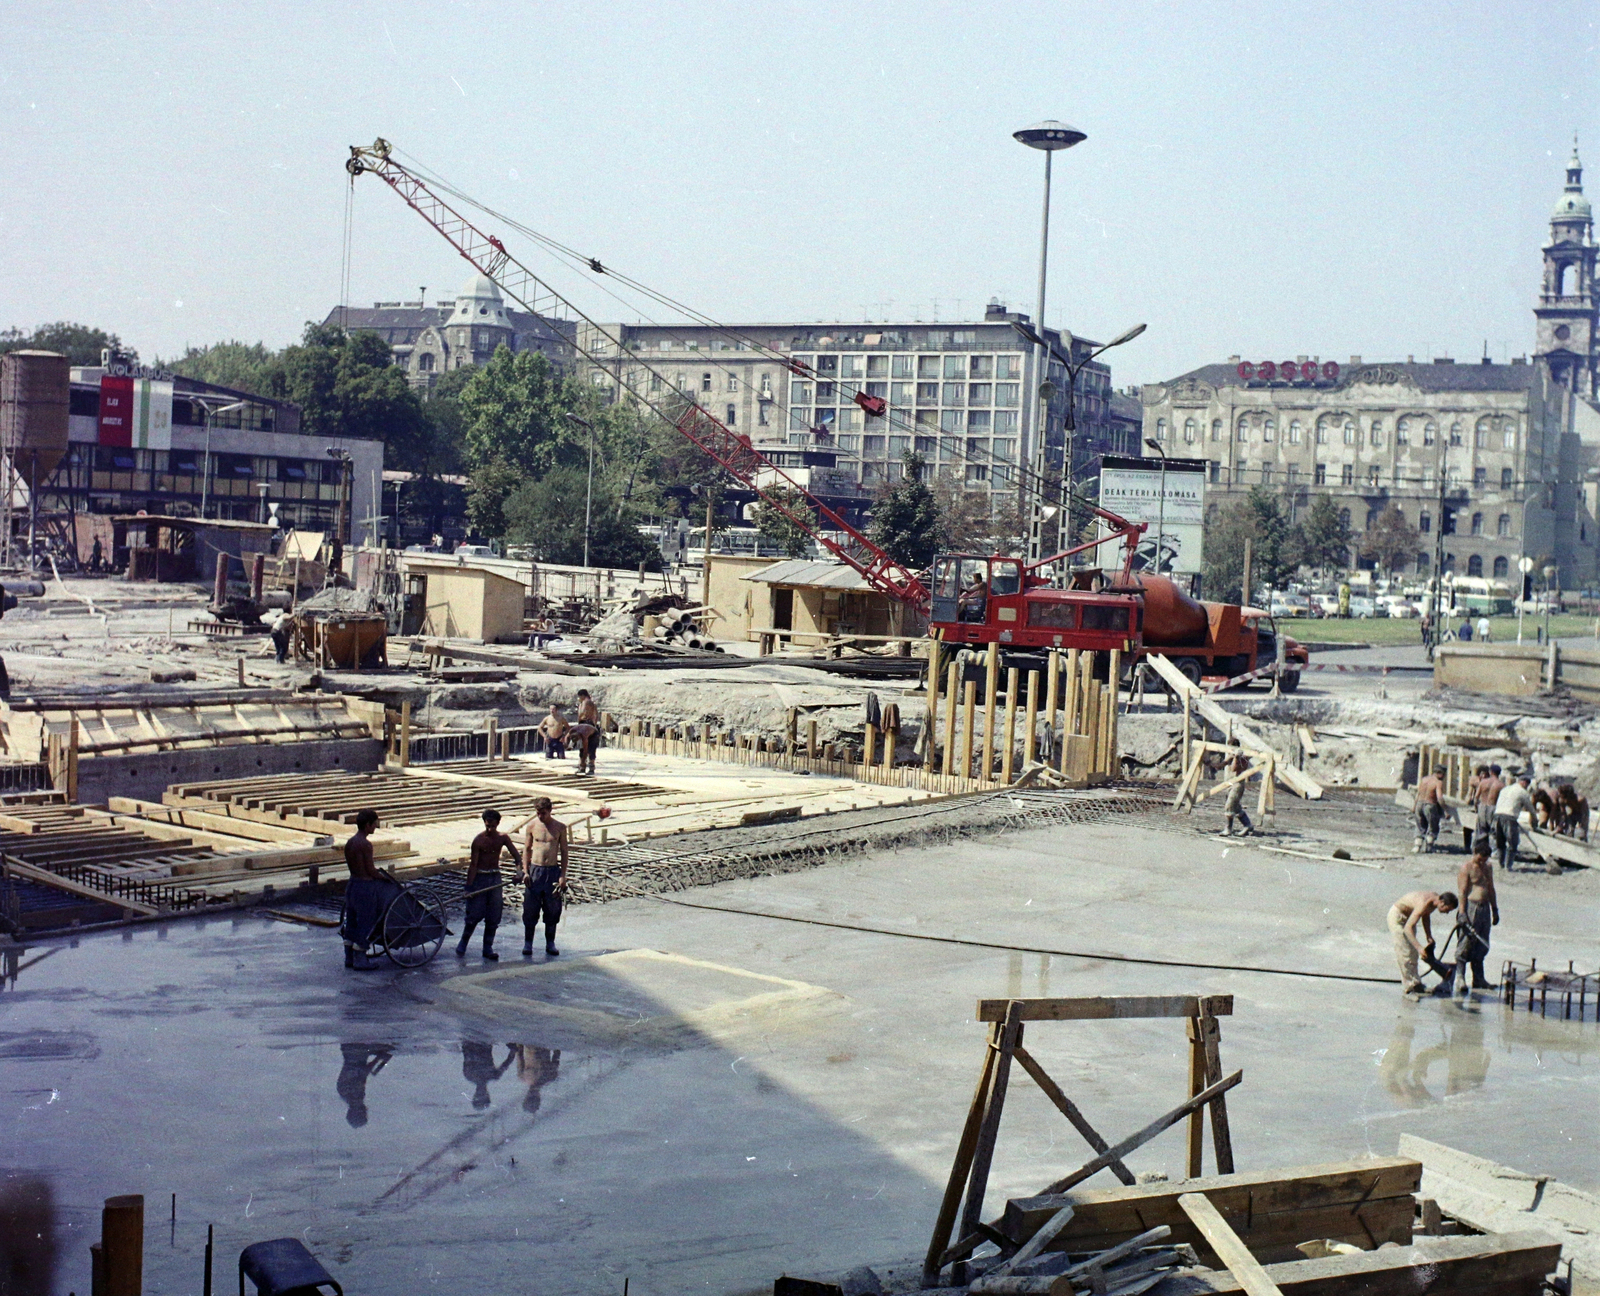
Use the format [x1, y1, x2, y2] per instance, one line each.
[1387, 889, 1458, 995]
[456, 809, 521, 961]
[1493, 772, 1535, 871]
[516, 796, 568, 958]
[1221, 746, 1254, 837]
[1411, 764, 1446, 854]
[1453, 851, 1499, 993]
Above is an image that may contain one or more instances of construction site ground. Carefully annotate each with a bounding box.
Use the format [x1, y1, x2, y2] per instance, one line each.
[5, 784, 1596, 1296]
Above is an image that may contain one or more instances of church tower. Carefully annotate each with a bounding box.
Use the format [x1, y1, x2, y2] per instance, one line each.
[1534, 142, 1598, 398]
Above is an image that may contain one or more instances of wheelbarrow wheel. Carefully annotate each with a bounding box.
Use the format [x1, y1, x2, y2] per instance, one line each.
[381, 886, 448, 968]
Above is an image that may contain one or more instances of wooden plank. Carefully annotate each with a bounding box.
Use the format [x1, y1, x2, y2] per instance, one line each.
[923, 1021, 1005, 1286]
[1180, 1193, 1286, 1296]
[1000, 1158, 1420, 1261]
[1011, 1045, 1136, 1185]
[1041, 1071, 1241, 1194]
[0, 856, 162, 915]
[1183, 1230, 1561, 1296]
[105, 798, 329, 845]
[977, 995, 1234, 1022]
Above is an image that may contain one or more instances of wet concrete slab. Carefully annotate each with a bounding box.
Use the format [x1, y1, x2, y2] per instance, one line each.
[2, 817, 1596, 1296]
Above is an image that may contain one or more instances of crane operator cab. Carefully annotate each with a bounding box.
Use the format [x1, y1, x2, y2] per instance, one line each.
[933, 555, 1023, 625]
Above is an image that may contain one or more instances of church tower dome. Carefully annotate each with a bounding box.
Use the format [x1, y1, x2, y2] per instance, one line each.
[1534, 140, 1598, 398]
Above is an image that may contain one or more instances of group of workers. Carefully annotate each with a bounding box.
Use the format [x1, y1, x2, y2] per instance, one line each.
[339, 798, 571, 970]
[535, 690, 602, 776]
[1388, 844, 1500, 998]
[1412, 761, 1589, 863]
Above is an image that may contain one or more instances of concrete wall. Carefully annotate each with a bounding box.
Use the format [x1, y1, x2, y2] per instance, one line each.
[417, 566, 525, 642]
[74, 737, 383, 807]
[1432, 642, 1600, 700]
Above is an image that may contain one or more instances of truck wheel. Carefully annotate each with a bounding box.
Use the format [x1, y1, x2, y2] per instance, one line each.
[1175, 658, 1204, 687]
[1278, 670, 1301, 692]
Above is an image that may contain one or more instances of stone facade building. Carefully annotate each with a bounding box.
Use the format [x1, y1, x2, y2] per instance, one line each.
[323, 271, 574, 388]
[1141, 148, 1600, 588]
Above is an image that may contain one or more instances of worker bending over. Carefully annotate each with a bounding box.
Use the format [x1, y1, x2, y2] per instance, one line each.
[1386, 888, 1458, 995]
[1221, 747, 1254, 837]
[1493, 772, 1534, 871]
[1454, 851, 1499, 993]
[1412, 765, 1446, 854]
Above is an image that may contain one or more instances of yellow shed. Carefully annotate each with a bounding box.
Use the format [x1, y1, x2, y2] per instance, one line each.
[412, 562, 527, 643]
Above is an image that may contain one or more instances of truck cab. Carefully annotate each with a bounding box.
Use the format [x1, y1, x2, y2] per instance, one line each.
[928, 554, 1141, 653]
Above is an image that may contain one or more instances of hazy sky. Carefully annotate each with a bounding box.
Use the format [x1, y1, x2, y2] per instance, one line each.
[2, 3, 1595, 385]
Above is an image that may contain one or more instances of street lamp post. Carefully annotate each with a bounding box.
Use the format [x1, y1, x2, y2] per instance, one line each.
[1144, 438, 1168, 576]
[193, 400, 247, 520]
[1013, 121, 1085, 560]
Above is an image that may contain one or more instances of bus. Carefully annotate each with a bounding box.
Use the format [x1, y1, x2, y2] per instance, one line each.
[1447, 576, 1514, 616]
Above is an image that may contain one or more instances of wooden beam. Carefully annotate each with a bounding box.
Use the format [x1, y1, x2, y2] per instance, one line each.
[0, 856, 162, 915]
[977, 995, 1234, 1022]
[1180, 1193, 1285, 1296]
[1012, 1045, 1136, 1185]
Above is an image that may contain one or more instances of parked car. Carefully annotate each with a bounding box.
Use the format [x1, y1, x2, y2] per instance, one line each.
[1380, 596, 1418, 618]
[1311, 592, 1341, 617]
[1269, 592, 1313, 618]
[454, 543, 496, 558]
[1346, 595, 1379, 618]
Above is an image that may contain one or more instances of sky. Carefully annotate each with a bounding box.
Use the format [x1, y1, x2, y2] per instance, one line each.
[1, 2, 1596, 386]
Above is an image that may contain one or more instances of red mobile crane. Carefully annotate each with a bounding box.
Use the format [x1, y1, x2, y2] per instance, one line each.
[344, 140, 1304, 689]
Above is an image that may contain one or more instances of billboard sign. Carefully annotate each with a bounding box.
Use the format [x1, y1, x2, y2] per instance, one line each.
[1098, 453, 1207, 576]
[98, 374, 173, 450]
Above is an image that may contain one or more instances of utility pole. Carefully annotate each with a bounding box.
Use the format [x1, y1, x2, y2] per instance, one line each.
[1428, 444, 1448, 660]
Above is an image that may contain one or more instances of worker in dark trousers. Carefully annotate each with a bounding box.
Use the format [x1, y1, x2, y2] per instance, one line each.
[1453, 851, 1499, 992]
[516, 796, 568, 957]
[456, 810, 521, 961]
[1222, 747, 1254, 837]
[460, 1040, 515, 1109]
[1493, 773, 1534, 871]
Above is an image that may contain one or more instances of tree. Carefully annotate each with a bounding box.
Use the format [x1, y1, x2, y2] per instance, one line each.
[465, 457, 525, 540]
[457, 347, 583, 477]
[1, 322, 134, 365]
[1202, 488, 1296, 604]
[931, 475, 990, 553]
[1360, 503, 1420, 574]
[266, 323, 431, 473]
[869, 453, 944, 568]
[503, 465, 662, 570]
[166, 341, 276, 393]
[1297, 492, 1354, 574]
[752, 486, 817, 558]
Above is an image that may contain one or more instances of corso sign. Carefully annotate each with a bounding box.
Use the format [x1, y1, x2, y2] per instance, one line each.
[1236, 360, 1340, 383]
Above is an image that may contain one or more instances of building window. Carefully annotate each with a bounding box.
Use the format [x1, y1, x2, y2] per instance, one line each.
[1184, 418, 1196, 443]
[815, 355, 838, 376]
[1260, 464, 1274, 484]
[1339, 508, 1352, 531]
[650, 372, 663, 392]
[1470, 511, 1482, 535]
[840, 356, 864, 380]
[1209, 462, 1221, 483]
[701, 372, 712, 392]
[1263, 420, 1275, 443]
[942, 355, 964, 379]
[1467, 554, 1483, 577]
[969, 355, 993, 379]
[758, 404, 770, 426]
[968, 410, 991, 431]
[1369, 419, 1383, 447]
[1286, 464, 1299, 484]
[1497, 513, 1510, 536]
[916, 383, 939, 406]
[1342, 422, 1356, 445]
[418, 352, 435, 372]
[1493, 555, 1509, 577]
[941, 410, 964, 432]
[727, 374, 739, 392]
[1450, 423, 1463, 447]
[1503, 427, 1516, 450]
[966, 464, 989, 485]
[726, 404, 737, 426]
[997, 355, 1020, 379]
[1315, 463, 1327, 485]
[1156, 419, 1167, 442]
[891, 355, 913, 379]
[1473, 466, 1486, 488]
[968, 383, 993, 405]
[1368, 465, 1381, 486]
[1396, 419, 1409, 445]
[1211, 419, 1223, 442]
[1502, 468, 1514, 489]
[1235, 459, 1247, 480]
[994, 384, 1019, 407]
[1417, 551, 1430, 572]
[862, 435, 886, 457]
[1236, 418, 1249, 443]
[1315, 423, 1328, 445]
[1420, 511, 1431, 533]
[1424, 422, 1436, 446]
[1341, 464, 1354, 486]
[1474, 423, 1486, 448]
[1288, 420, 1301, 444]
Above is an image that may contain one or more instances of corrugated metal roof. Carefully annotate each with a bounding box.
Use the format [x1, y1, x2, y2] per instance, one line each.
[743, 559, 873, 590]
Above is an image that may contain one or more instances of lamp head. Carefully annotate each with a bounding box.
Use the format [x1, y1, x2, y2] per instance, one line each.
[1014, 121, 1087, 151]
[1107, 323, 1148, 349]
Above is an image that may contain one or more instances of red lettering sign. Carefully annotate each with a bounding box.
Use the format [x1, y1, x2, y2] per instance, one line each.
[1233, 359, 1341, 385]
[98, 375, 133, 448]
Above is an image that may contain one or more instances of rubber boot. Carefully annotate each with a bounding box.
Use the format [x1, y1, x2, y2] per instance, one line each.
[545, 923, 560, 957]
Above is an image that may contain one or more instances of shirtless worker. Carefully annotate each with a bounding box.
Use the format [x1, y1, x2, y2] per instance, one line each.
[538, 703, 569, 761]
[1453, 850, 1500, 993]
[1468, 764, 1503, 857]
[340, 809, 385, 970]
[1412, 764, 1446, 854]
[455, 809, 522, 961]
[573, 689, 601, 775]
[516, 796, 568, 958]
[1386, 888, 1458, 995]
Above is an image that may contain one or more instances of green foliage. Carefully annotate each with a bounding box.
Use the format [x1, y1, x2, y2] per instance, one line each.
[1359, 503, 1419, 573]
[1202, 487, 1295, 604]
[931, 476, 990, 553]
[465, 458, 525, 540]
[869, 453, 943, 568]
[458, 347, 584, 476]
[1296, 492, 1354, 573]
[0, 322, 134, 365]
[752, 486, 817, 558]
[166, 341, 276, 393]
[503, 465, 662, 570]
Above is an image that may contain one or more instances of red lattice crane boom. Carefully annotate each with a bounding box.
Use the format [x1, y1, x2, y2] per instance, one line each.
[344, 139, 931, 609]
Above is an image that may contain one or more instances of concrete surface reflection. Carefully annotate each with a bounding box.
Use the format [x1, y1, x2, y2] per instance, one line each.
[335, 1044, 392, 1128]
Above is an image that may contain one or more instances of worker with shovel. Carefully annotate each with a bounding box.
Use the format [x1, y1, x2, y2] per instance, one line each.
[1453, 850, 1499, 993]
[1387, 888, 1458, 995]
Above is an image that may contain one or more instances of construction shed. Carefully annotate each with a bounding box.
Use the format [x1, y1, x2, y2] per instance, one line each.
[408, 559, 526, 643]
[110, 515, 277, 583]
[741, 557, 913, 647]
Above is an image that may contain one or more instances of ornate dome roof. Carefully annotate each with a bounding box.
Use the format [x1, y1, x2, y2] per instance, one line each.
[452, 271, 510, 324]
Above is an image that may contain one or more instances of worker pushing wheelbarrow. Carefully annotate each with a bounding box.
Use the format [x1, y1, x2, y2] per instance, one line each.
[340, 809, 450, 970]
